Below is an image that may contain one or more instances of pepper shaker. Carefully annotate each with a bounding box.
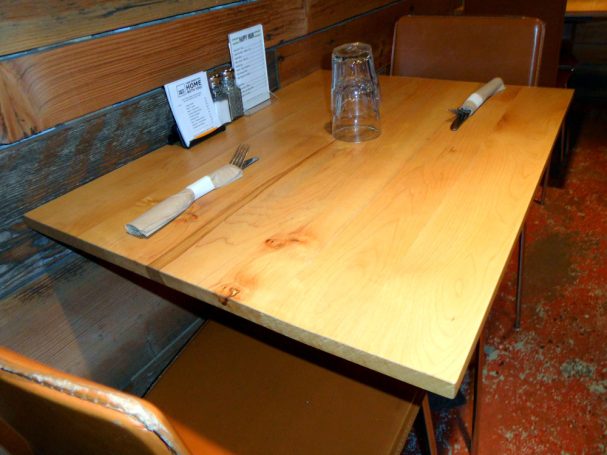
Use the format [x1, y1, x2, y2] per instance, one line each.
[221, 67, 244, 119]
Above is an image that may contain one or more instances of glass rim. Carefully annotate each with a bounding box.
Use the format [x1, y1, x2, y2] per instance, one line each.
[332, 42, 373, 61]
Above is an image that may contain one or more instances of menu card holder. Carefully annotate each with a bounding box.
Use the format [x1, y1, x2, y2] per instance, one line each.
[164, 71, 223, 149]
[172, 124, 226, 149]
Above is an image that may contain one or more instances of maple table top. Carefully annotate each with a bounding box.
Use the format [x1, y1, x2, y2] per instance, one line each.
[26, 71, 572, 397]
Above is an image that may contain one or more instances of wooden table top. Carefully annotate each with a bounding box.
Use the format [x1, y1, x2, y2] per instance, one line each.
[26, 71, 572, 398]
[566, 0, 607, 16]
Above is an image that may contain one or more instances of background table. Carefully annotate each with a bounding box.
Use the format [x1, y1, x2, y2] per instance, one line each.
[26, 71, 572, 398]
[567, 0, 607, 16]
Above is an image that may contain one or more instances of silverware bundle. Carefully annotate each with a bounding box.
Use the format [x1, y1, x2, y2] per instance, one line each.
[450, 77, 505, 131]
[126, 144, 258, 238]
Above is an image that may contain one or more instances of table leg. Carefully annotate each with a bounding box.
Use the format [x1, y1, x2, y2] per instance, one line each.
[470, 329, 485, 455]
[515, 225, 525, 330]
[535, 154, 551, 205]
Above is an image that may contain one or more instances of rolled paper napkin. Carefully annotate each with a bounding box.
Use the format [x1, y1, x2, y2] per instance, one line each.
[126, 164, 243, 238]
[461, 77, 505, 115]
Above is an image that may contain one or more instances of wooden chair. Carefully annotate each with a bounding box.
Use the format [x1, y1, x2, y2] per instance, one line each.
[391, 15, 545, 85]
[0, 320, 436, 454]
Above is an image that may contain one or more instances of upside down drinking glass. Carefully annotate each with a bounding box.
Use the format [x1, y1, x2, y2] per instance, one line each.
[331, 42, 381, 142]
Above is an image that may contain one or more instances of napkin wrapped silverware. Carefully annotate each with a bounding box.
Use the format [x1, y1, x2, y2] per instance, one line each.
[450, 77, 505, 131]
[125, 164, 243, 238]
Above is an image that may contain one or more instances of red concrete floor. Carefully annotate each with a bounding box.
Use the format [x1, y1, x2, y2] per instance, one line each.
[405, 85, 607, 454]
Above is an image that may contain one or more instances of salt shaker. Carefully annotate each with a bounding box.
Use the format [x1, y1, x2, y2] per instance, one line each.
[221, 67, 244, 119]
[209, 73, 231, 124]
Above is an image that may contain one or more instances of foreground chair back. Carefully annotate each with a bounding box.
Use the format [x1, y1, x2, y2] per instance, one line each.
[0, 347, 187, 455]
[1, 320, 434, 454]
[391, 15, 545, 86]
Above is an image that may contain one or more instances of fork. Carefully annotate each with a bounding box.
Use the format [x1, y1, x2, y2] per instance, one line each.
[229, 144, 249, 169]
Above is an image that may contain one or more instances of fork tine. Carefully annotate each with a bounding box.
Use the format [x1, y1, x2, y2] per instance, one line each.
[230, 144, 249, 168]
[229, 148, 238, 165]
[239, 144, 249, 167]
[230, 144, 243, 166]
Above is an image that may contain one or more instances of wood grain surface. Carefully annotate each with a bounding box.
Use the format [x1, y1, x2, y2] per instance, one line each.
[26, 71, 573, 397]
[0, 0, 232, 56]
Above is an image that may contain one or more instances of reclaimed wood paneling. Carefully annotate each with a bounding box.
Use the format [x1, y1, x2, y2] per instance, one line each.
[0, 0, 306, 144]
[0, 0, 232, 56]
[277, 2, 408, 87]
[0, 88, 174, 298]
[0, 254, 201, 390]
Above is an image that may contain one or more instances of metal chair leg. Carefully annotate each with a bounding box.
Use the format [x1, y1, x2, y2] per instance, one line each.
[560, 122, 566, 163]
[515, 225, 525, 330]
[470, 330, 485, 455]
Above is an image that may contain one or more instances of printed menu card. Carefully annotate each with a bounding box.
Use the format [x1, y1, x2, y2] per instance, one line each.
[228, 24, 270, 112]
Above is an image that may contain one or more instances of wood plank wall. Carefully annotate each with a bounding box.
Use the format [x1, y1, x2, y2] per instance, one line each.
[1, 0, 456, 391]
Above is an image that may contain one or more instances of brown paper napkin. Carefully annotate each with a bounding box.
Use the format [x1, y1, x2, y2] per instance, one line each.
[126, 164, 242, 238]
[461, 77, 505, 114]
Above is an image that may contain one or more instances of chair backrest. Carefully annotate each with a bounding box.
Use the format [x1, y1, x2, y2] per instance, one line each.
[0, 347, 189, 455]
[463, 0, 567, 86]
[391, 15, 545, 86]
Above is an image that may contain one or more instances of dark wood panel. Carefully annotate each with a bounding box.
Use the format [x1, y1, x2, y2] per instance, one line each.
[0, 88, 174, 298]
[306, 0, 399, 31]
[0, 0, 231, 56]
[0, 0, 307, 144]
[276, 2, 408, 87]
[407, 0, 460, 14]
[572, 45, 607, 63]
[572, 21, 607, 62]
[574, 20, 607, 43]
[0, 254, 201, 390]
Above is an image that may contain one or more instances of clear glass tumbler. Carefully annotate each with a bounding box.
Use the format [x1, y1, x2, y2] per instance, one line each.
[331, 42, 381, 142]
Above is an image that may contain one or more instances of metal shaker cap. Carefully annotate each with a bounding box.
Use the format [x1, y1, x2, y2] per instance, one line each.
[209, 73, 222, 86]
[222, 67, 236, 80]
